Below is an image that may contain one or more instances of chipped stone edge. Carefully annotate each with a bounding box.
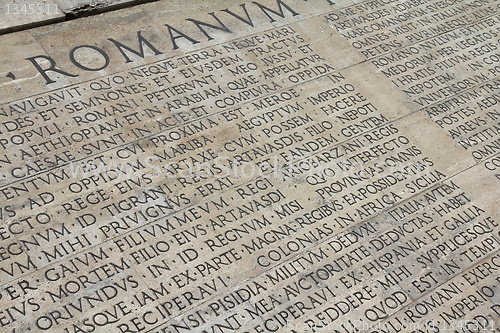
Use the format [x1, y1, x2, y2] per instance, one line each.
[0, 0, 159, 35]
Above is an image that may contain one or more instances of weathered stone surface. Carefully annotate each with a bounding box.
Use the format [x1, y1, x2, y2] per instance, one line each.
[0, 0, 64, 34]
[0, 31, 74, 104]
[54, 0, 145, 14]
[0, 0, 498, 332]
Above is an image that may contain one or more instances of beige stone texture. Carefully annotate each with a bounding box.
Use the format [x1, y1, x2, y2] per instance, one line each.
[0, 0, 499, 332]
[0, 0, 64, 34]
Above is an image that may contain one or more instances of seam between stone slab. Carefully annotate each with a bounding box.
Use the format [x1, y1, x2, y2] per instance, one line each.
[5, 0, 498, 103]
[0, 7, 496, 188]
[1, 5, 499, 324]
[4, 0, 496, 106]
[0, 16, 65, 36]
[0, 0, 160, 36]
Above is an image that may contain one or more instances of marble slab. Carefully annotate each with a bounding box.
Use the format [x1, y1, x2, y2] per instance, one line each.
[55, 0, 146, 14]
[0, 0, 64, 34]
[0, 0, 498, 332]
